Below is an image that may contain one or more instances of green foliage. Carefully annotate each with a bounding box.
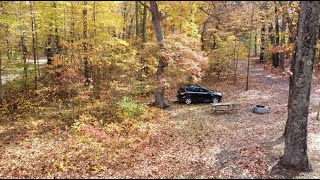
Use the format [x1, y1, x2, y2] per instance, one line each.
[116, 96, 147, 119]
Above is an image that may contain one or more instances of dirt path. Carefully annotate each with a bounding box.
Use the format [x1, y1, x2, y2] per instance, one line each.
[110, 60, 320, 178]
[249, 65, 288, 91]
[1, 57, 47, 85]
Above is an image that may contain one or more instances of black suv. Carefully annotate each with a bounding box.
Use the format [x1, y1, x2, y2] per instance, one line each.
[177, 84, 222, 104]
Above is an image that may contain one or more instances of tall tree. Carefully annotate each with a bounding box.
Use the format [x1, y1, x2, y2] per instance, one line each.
[142, 5, 147, 44]
[274, 3, 280, 68]
[259, 2, 267, 63]
[0, 2, 4, 104]
[0, 50, 2, 104]
[18, 2, 28, 93]
[254, 29, 257, 57]
[29, 1, 38, 90]
[278, 12, 286, 71]
[139, 4, 148, 81]
[280, 1, 320, 172]
[83, 1, 90, 86]
[269, 24, 277, 67]
[149, 1, 170, 108]
[135, 1, 140, 45]
[246, 5, 254, 91]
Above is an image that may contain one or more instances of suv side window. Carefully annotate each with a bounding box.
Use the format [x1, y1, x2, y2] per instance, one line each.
[186, 87, 194, 92]
[199, 88, 207, 92]
[193, 88, 202, 92]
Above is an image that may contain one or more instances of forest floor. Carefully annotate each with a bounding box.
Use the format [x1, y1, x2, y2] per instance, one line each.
[1, 58, 320, 178]
[101, 59, 320, 179]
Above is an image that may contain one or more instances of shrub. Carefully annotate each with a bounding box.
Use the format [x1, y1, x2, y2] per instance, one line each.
[116, 96, 146, 119]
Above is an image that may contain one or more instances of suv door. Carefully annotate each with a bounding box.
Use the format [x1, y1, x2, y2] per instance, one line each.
[198, 88, 211, 102]
[187, 87, 200, 102]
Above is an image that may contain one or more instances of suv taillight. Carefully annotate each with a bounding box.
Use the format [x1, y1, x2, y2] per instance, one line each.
[180, 92, 187, 95]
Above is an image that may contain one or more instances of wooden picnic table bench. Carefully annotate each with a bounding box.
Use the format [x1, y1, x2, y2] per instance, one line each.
[211, 102, 239, 113]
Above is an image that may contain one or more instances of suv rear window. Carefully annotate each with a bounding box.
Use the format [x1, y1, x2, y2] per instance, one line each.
[178, 88, 186, 93]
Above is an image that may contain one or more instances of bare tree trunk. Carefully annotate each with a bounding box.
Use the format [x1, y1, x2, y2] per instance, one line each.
[150, 1, 170, 108]
[259, 2, 267, 63]
[318, 47, 320, 71]
[274, 4, 280, 68]
[254, 29, 257, 57]
[135, 1, 140, 46]
[140, 5, 148, 80]
[200, 17, 210, 51]
[53, 2, 60, 55]
[279, 14, 286, 71]
[122, 2, 128, 39]
[47, 2, 55, 65]
[260, 24, 266, 63]
[246, 5, 254, 91]
[4, 25, 12, 62]
[283, 1, 302, 139]
[142, 5, 147, 44]
[83, 1, 91, 86]
[30, 1, 38, 90]
[35, 14, 40, 77]
[93, 1, 97, 37]
[233, 38, 238, 84]
[0, 51, 3, 104]
[63, 1, 66, 40]
[70, 1, 75, 66]
[269, 24, 276, 67]
[280, 1, 320, 172]
[92, 1, 100, 99]
[19, 2, 28, 94]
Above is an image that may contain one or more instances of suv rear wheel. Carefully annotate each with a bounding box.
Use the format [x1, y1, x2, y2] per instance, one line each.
[185, 98, 192, 104]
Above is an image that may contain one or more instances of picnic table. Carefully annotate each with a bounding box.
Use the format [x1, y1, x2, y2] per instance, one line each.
[211, 102, 239, 113]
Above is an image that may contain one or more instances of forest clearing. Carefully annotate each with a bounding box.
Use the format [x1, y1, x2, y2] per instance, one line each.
[0, 1, 320, 179]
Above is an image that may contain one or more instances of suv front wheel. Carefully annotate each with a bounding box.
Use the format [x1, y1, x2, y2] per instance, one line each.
[212, 97, 219, 104]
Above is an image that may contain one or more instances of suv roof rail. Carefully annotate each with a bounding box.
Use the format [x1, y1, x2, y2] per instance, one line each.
[183, 83, 201, 87]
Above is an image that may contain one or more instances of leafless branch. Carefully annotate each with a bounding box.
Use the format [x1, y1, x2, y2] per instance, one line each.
[138, 1, 151, 11]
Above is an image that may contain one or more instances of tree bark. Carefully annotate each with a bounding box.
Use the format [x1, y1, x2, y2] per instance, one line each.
[83, 1, 91, 86]
[142, 5, 147, 44]
[47, 2, 55, 65]
[93, 1, 97, 37]
[53, 2, 60, 55]
[254, 29, 257, 57]
[30, 1, 38, 90]
[260, 24, 266, 62]
[70, 1, 75, 65]
[233, 38, 238, 85]
[149, 1, 170, 108]
[19, 2, 28, 94]
[246, 6, 254, 91]
[0, 51, 3, 104]
[269, 24, 276, 67]
[92, 1, 100, 99]
[279, 14, 286, 71]
[259, 2, 267, 63]
[280, 1, 320, 172]
[135, 1, 140, 46]
[5, 25, 12, 62]
[140, 5, 148, 80]
[274, 4, 280, 68]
